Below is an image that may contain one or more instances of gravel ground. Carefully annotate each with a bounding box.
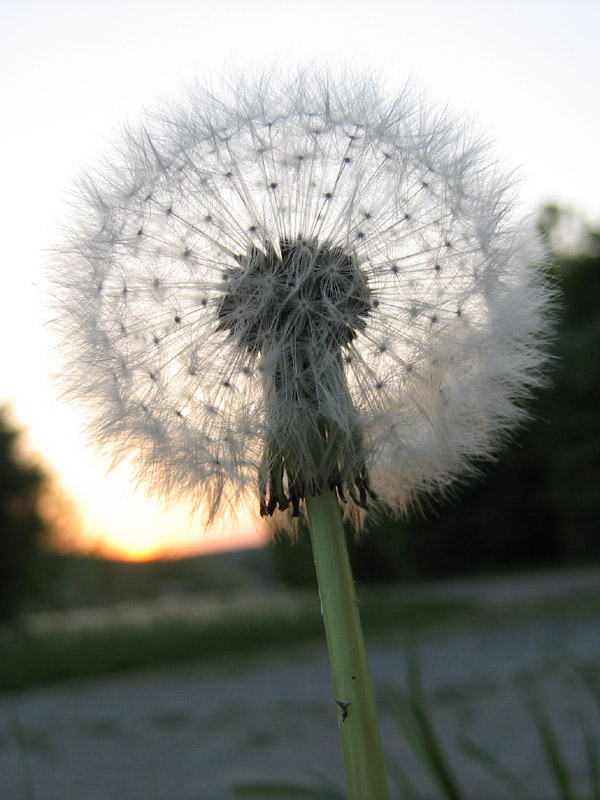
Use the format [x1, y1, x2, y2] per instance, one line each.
[2, 568, 600, 800]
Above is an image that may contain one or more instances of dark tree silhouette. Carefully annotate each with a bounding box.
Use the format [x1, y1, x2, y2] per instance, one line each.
[272, 211, 600, 586]
[0, 408, 46, 622]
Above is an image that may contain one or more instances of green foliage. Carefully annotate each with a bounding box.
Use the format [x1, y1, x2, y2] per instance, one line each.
[391, 657, 600, 800]
[543, 230, 600, 559]
[272, 214, 600, 586]
[33, 549, 263, 611]
[385, 654, 464, 800]
[233, 655, 600, 800]
[0, 408, 46, 622]
[0, 589, 472, 690]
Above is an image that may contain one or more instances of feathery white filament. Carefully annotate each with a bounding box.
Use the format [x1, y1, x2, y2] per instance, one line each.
[51, 70, 552, 526]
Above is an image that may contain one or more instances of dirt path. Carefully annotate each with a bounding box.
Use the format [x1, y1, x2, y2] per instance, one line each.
[2, 568, 600, 800]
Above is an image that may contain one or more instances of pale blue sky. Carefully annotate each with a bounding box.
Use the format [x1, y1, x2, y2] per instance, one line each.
[1, 0, 598, 556]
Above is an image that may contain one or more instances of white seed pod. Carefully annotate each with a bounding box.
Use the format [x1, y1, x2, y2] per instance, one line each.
[50, 69, 553, 528]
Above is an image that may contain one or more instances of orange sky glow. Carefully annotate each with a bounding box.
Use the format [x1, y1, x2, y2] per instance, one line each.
[23, 405, 268, 561]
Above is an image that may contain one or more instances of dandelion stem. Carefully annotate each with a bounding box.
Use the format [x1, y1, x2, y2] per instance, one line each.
[305, 485, 390, 800]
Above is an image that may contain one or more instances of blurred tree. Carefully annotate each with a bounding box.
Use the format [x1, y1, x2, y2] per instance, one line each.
[0, 408, 46, 621]
[271, 210, 600, 586]
[542, 221, 600, 559]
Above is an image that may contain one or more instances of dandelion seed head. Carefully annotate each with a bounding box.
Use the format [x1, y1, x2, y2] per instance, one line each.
[51, 69, 553, 528]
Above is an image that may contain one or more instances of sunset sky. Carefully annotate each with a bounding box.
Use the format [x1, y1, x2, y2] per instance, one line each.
[1, 0, 599, 559]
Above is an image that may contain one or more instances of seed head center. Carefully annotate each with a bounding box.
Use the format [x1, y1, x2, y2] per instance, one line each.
[217, 237, 372, 352]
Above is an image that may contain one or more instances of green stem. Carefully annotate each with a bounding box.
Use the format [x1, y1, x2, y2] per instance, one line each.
[305, 485, 390, 800]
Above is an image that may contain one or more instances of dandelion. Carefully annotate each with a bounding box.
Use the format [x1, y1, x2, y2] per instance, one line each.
[51, 69, 552, 799]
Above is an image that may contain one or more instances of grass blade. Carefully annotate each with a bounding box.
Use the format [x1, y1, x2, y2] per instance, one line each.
[529, 706, 577, 800]
[572, 660, 600, 719]
[385, 654, 465, 800]
[385, 750, 428, 800]
[8, 697, 36, 800]
[584, 726, 600, 800]
[460, 735, 535, 800]
[231, 775, 345, 799]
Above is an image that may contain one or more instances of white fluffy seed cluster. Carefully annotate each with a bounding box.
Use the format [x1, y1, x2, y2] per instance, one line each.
[52, 70, 552, 526]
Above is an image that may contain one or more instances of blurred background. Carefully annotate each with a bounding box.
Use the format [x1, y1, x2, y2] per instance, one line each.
[1, 0, 599, 621]
[2, 205, 598, 620]
[1, 2, 600, 799]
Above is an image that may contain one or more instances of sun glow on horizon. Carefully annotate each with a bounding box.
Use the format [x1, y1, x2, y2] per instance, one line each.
[88, 520, 267, 562]
[52, 481, 268, 563]
[59, 462, 268, 562]
[28, 404, 268, 562]
[11, 379, 269, 562]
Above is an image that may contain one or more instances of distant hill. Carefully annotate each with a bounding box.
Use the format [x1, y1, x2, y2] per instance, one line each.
[33, 545, 276, 613]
